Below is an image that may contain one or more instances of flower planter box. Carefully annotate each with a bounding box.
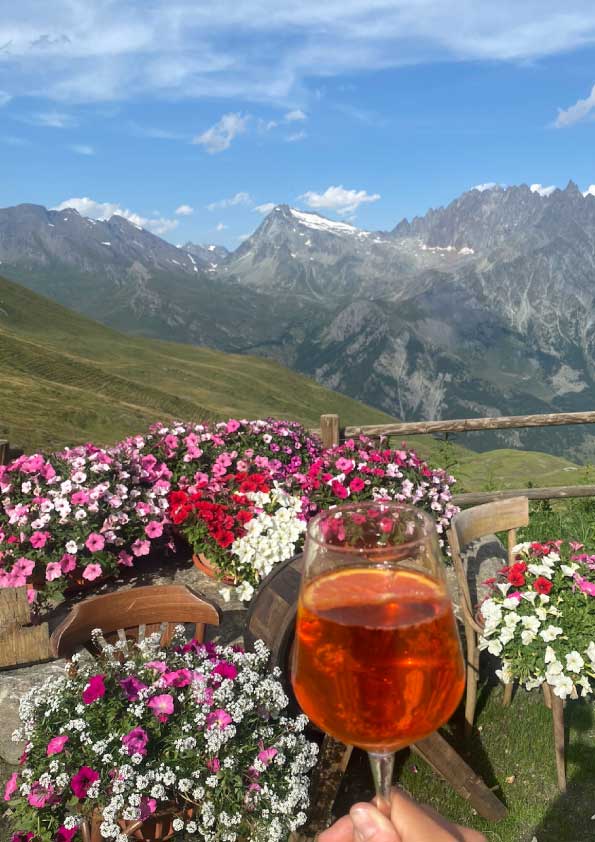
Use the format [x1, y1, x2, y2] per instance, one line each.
[0, 586, 51, 669]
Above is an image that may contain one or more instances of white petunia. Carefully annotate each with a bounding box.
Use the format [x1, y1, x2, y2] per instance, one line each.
[561, 564, 579, 577]
[521, 630, 536, 646]
[521, 615, 540, 633]
[586, 641, 595, 664]
[544, 645, 557, 664]
[487, 639, 503, 656]
[565, 651, 585, 674]
[540, 625, 563, 642]
[511, 542, 531, 554]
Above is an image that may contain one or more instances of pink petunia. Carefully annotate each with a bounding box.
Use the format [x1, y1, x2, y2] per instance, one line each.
[349, 477, 365, 493]
[119, 676, 147, 701]
[121, 726, 149, 756]
[71, 490, 90, 506]
[118, 550, 133, 567]
[132, 539, 150, 557]
[145, 521, 163, 539]
[45, 562, 62, 582]
[257, 746, 278, 766]
[226, 419, 240, 433]
[60, 554, 77, 573]
[144, 660, 167, 673]
[212, 661, 238, 681]
[147, 694, 174, 722]
[82, 563, 102, 581]
[85, 533, 105, 552]
[30, 531, 49, 549]
[12, 557, 35, 578]
[335, 457, 354, 473]
[27, 781, 55, 808]
[139, 797, 158, 821]
[162, 668, 192, 688]
[82, 674, 106, 704]
[206, 757, 221, 773]
[331, 480, 349, 500]
[206, 708, 233, 729]
[47, 735, 69, 756]
[3, 772, 18, 801]
[71, 766, 99, 799]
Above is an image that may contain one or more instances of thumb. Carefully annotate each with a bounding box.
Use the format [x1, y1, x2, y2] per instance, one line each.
[349, 804, 402, 842]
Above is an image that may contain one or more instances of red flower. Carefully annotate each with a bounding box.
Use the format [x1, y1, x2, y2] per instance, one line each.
[349, 477, 365, 493]
[507, 562, 527, 587]
[534, 577, 553, 595]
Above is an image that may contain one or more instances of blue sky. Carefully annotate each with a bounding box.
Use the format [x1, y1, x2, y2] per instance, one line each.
[3, 2, 595, 247]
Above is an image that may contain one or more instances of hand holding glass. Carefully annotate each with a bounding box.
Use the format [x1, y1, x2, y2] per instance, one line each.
[291, 502, 465, 803]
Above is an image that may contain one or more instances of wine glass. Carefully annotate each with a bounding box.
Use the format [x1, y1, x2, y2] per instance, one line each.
[291, 501, 465, 806]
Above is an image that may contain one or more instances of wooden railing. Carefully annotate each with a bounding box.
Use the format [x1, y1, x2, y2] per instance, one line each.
[0, 439, 8, 466]
[317, 411, 595, 506]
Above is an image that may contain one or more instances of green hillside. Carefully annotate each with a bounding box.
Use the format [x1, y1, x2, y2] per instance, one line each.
[0, 274, 395, 452]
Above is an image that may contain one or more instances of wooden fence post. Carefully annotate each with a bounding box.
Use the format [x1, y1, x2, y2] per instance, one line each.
[320, 414, 340, 448]
[0, 587, 51, 669]
[0, 439, 8, 466]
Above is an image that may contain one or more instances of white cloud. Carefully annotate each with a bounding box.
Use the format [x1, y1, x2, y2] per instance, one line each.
[175, 204, 194, 216]
[70, 143, 94, 155]
[0, 92, 11, 107]
[583, 185, 595, 197]
[286, 130, 307, 142]
[285, 109, 306, 122]
[193, 112, 249, 153]
[254, 202, 276, 214]
[471, 182, 498, 192]
[555, 84, 595, 128]
[530, 183, 556, 197]
[31, 111, 77, 128]
[298, 185, 380, 216]
[5, 4, 595, 105]
[207, 192, 253, 211]
[52, 196, 178, 236]
[216, 222, 227, 230]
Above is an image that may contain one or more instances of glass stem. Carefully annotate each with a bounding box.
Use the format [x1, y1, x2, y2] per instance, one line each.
[368, 750, 395, 810]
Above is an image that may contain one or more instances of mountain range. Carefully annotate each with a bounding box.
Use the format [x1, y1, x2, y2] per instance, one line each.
[2, 182, 595, 458]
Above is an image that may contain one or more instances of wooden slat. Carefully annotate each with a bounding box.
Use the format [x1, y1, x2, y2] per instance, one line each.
[453, 484, 595, 506]
[340, 409, 595, 438]
[0, 439, 8, 466]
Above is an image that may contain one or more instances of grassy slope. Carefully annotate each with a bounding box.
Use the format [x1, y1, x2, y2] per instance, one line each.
[0, 274, 395, 452]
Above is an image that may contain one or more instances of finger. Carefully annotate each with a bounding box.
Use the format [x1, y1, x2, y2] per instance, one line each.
[349, 803, 402, 842]
[318, 814, 355, 842]
[387, 789, 466, 841]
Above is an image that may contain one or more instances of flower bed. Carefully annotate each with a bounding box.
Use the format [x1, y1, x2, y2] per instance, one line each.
[0, 444, 172, 607]
[4, 630, 318, 842]
[170, 471, 306, 603]
[479, 540, 595, 699]
[290, 436, 458, 549]
[0, 420, 458, 605]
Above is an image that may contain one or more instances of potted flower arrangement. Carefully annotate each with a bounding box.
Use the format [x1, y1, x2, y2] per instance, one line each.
[290, 436, 458, 550]
[0, 443, 171, 607]
[4, 630, 318, 842]
[169, 471, 306, 603]
[138, 419, 321, 489]
[478, 540, 595, 699]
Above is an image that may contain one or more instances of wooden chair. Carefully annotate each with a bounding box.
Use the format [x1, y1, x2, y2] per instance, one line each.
[50, 584, 220, 659]
[448, 497, 567, 792]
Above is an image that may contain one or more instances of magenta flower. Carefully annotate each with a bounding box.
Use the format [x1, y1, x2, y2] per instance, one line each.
[119, 675, 147, 701]
[206, 757, 221, 773]
[132, 539, 151, 557]
[27, 781, 55, 808]
[145, 521, 163, 539]
[144, 660, 167, 673]
[139, 797, 158, 820]
[71, 490, 90, 506]
[147, 693, 174, 722]
[82, 674, 106, 704]
[257, 745, 278, 766]
[226, 419, 241, 433]
[82, 563, 102, 581]
[10, 832, 34, 842]
[55, 826, 78, 842]
[85, 532, 105, 552]
[335, 457, 354, 473]
[206, 708, 233, 729]
[45, 562, 62, 582]
[71, 766, 99, 799]
[30, 531, 48, 549]
[212, 661, 238, 681]
[162, 668, 192, 688]
[575, 573, 595, 597]
[3, 772, 18, 801]
[122, 726, 149, 756]
[47, 735, 69, 756]
[12, 557, 35, 578]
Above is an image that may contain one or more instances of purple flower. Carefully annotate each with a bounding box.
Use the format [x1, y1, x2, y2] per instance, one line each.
[122, 726, 149, 757]
[119, 675, 147, 701]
